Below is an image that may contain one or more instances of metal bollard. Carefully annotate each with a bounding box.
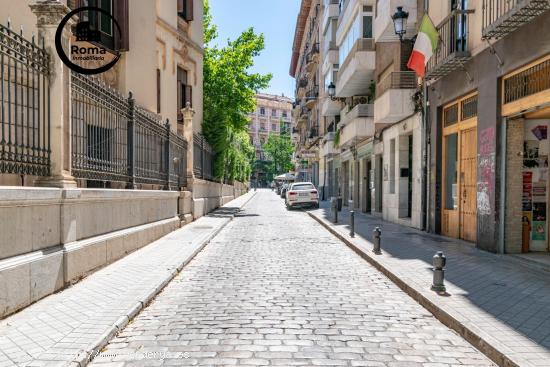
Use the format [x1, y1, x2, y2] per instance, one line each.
[372, 227, 381, 254]
[431, 251, 447, 293]
[349, 211, 355, 237]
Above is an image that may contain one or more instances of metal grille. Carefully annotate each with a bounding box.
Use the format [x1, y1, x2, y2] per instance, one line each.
[503, 58, 550, 104]
[377, 71, 417, 97]
[482, 0, 550, 39]
[461, 94, 478, 120]
[444, 104, 459, 126]
[71, 72, 187, 189]
[0, 22, 50, 176]
[193, 133, 214, 181]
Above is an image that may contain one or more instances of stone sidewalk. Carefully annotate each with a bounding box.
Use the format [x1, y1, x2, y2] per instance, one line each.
[309, 202, 550, 367]
[0, 192, 255, 367]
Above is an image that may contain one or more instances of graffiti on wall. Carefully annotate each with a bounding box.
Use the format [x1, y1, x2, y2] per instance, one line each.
[478, 127, 496, 216]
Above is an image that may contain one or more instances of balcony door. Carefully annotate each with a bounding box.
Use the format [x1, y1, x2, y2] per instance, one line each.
[450, 0, 468, 53]
[442, 93, 478, 242]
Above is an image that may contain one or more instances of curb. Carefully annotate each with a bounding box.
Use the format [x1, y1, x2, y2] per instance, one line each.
[74, 191, 257, 367]
[307, 210, 520, 367]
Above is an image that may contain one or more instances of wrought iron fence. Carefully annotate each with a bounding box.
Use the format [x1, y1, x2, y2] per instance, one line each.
[0, 22, 50, 176]
[71, 72, 187, 189]
[193, 133, 214, 181]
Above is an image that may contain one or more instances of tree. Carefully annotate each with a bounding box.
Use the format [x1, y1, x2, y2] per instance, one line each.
[202, 0, 272, 182]
[262, 131, 295, 180]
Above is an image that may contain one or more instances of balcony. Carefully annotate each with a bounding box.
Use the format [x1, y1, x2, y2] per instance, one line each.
[374, 0, 418, 42]
[322, 0, 340, 32]
[305, 85, 319, 108]
[296, 106, 309, 127]
[425, 10, 474, 79]
[321, 132, 339, 158]
[305, 43, 320, 72]
[296, 77, 308, 98]
[338, 104, 374, 148]
[322, 41, 339, 74]
[374, 71, 417, 124]
[321, 96, 342, 116]
[482, 0, 550, 39]
[336, 38, 375, 97]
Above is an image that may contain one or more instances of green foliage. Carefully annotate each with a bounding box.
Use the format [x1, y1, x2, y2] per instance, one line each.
[334, 128, 341, 147]
[262, 132, 295, 178]
[202, 0, 272, 182]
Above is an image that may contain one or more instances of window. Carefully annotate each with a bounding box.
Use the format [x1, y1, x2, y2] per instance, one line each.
[177, 67, 192, 123]
[282, 111, 287, 118]
[261, 123, 266, 131]
[272, 123, 277, 131]
[272, 109, 277, 117]
[444, 133, 459, 210]
[260, 107, 265, 116]
[363, 16, 373, 38]
[339, 15, 361, 64]
[177, 0, 194, 21]
[78, 0, 129, 51]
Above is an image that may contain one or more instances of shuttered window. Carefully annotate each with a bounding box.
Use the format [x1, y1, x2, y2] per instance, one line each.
[178, 0, 194, 22]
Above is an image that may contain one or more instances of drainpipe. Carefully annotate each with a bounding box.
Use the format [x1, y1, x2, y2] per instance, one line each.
[422, 0, 431, 233]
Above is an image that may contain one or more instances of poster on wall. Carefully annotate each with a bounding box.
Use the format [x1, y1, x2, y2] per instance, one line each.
[523, 172, 533, 211]
[532, 221, 546, 241]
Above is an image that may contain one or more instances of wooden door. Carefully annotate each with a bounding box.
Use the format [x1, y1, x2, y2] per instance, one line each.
[460, 127, 477, 242]
[441, 93, 478, 242]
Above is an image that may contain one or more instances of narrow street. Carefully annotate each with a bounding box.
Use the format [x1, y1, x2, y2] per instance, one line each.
[91, 190, 494, 367]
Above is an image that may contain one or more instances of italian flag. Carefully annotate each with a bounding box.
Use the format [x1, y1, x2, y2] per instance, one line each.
[407, 15, 439, 78]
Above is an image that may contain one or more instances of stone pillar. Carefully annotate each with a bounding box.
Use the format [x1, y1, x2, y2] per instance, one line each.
[181, 102, 195, 182]
[31, 0, 77, 188]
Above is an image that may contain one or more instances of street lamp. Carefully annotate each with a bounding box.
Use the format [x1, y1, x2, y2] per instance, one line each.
[328, 82, 336, 99]
[392, 6, 409, 42]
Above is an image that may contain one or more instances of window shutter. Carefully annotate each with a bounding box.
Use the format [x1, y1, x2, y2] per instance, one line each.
[156, 69, 161, 113]
[177, 0, 184, 14]
[185, 0, 194, 21]
[185, 85, 193, 107]
[115, 0, 129, 51]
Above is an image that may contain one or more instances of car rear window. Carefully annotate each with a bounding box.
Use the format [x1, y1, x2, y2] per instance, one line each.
[292, 184, 314, 191]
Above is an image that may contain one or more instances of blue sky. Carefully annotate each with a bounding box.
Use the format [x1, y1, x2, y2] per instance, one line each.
[208, 0, 300, 98]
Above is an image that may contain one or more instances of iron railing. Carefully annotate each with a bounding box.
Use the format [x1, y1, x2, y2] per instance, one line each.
[71, 72, 187, 189]
[482, 0, 550, 39]
[503, 58, 550, 104]
[0, 22, 50, 177]
[426, 10, 474, 79]
[377, 71, 417, 97]
[193, 133, 214, 181]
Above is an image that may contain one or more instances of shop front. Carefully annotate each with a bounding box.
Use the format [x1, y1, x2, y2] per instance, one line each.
[503, 55, 550, 253]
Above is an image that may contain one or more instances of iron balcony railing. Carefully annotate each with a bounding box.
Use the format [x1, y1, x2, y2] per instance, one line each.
[503, 57, 550, 104]
[482, 0, 550, 39]
[377, 71, 417, 98]
[193, 133, 214, 181]
[0, 22, 51, 177]
[71, 72, 187, 189]
[426, 10, 474, 79]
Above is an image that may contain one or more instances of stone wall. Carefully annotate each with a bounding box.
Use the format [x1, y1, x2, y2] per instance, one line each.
[0, 188, 180, 318]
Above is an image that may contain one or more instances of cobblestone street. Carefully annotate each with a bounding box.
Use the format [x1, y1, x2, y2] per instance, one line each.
[91, 190, 495, 366]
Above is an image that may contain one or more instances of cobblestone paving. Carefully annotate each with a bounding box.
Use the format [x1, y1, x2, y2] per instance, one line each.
[91, 190, 495, 366]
